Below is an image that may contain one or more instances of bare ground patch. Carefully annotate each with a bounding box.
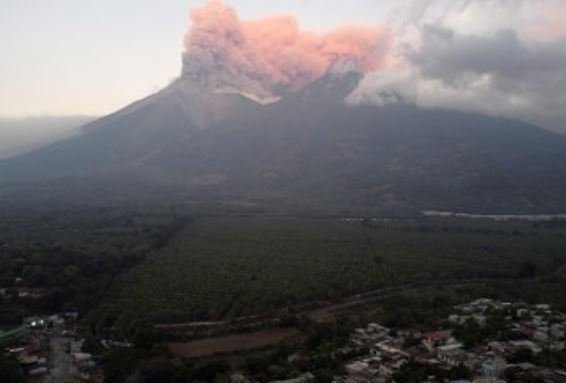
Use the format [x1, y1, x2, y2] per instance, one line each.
[168, 327, 302, 358]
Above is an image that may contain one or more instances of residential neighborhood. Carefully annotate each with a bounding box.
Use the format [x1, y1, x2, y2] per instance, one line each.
[334, 299, 566, 383]
[3, 297, 566, 383]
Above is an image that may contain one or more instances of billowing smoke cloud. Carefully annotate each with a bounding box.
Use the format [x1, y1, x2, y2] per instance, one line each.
[182, 0, 391, 97]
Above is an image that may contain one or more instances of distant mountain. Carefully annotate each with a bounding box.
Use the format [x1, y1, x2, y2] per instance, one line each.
[1, 72, 566, 214]
[0, 116, 94, 159]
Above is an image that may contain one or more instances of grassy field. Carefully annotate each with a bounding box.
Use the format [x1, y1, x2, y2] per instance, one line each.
[100, 216, 566, 324]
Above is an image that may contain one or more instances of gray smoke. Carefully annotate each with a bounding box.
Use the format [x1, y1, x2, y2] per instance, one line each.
[349, 0, 566, 134]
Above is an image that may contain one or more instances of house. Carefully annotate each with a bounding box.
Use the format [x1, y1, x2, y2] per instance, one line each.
[449, 314, 487, 327]
[346, 361, 369, 375]
[104, 340, 134, 348]
[480, 355, 507, 378]
[437, 348, 474, 369]
[27, 366, 48, 376]
[70, 338, 85, 354]
[533, 328, 549, 342]
[18, 347, 49, 377]
[530, 367, 566, 383]
[415, 351, 440, 366]
[509, 340, 542, 354]
[231, 374, 252, 383]
[345, 360, 378, 381]
[438, 343, 464, 353]
[73, 352, 95, 368]
[534, 304, 551, 312]
[449, 315, 463, 324]
[516, 308, 529, 318]
[467, 299, 495, 313]
[472, 378, 506, 383]
[550, 341, 565, 351]
[551, 324, 565, 339]
[17, 288, 48, 299]
[374, 340, 408, 357]
[48, 315, 65, 326]
[487, 341, 507, 355]
[472, 315, 487, 327]
[471, 298, 494, 306]
[423, 331, 454, 351]
[368, 323, 388, 333]
[378, 356, 406, 378]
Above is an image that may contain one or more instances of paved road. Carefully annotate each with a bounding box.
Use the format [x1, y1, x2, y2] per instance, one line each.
[43, 335, 76, 383]
[156, 278, 503, 329]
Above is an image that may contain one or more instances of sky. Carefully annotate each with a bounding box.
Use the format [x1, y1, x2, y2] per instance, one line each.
[1, 0, 565, 134]
[0, 0, 395, 118]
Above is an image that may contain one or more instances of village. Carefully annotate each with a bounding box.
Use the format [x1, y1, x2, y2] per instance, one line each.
[332, 299, 566, 383]
[0, 311, 103, 382]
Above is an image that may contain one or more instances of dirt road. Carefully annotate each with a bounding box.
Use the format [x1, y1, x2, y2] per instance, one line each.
[43, 335, 76, 383]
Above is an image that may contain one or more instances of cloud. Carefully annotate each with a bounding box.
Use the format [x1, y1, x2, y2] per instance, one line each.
[411, 25, 566, 81]
[352, 0, 566, 133]
[411, 25, 566, 130]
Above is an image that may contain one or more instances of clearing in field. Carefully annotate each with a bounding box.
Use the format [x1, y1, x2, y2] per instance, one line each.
[168, 327, 302, 358]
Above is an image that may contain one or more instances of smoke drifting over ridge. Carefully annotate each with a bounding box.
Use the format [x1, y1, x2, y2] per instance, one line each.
[182, 0, 391, 97]
[347, 0, 566, 134]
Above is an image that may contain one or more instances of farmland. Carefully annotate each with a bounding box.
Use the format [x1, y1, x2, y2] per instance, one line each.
[99, 215, 566, 325]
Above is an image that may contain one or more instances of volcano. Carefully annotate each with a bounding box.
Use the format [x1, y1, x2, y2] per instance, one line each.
[1, 69, 566, 214]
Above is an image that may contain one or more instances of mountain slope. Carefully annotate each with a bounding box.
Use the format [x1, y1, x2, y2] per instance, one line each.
[1, 73, 566, 214]
[0, 78, 263, 182]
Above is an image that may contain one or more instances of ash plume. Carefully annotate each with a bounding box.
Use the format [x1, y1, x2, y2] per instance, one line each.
[182, 0, 391, 98]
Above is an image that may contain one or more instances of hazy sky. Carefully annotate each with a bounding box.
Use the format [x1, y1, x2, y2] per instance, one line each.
[0, 0, 395, 118]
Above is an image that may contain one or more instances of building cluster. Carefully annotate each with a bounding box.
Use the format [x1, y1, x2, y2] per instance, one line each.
[1, 312, 98, 381]
[0, 286, 48, 300]
[2, 316, 56, 378]
[336, 299, 566, 383]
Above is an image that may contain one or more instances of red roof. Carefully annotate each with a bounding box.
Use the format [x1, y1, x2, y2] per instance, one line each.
[424, 331, 450, 342]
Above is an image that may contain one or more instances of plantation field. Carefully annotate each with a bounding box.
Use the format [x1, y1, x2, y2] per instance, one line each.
[363, 221, 565, 282]
[101, 216, 566, 323]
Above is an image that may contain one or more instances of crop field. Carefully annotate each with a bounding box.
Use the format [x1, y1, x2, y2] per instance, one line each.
[100, 216, 566, 324]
